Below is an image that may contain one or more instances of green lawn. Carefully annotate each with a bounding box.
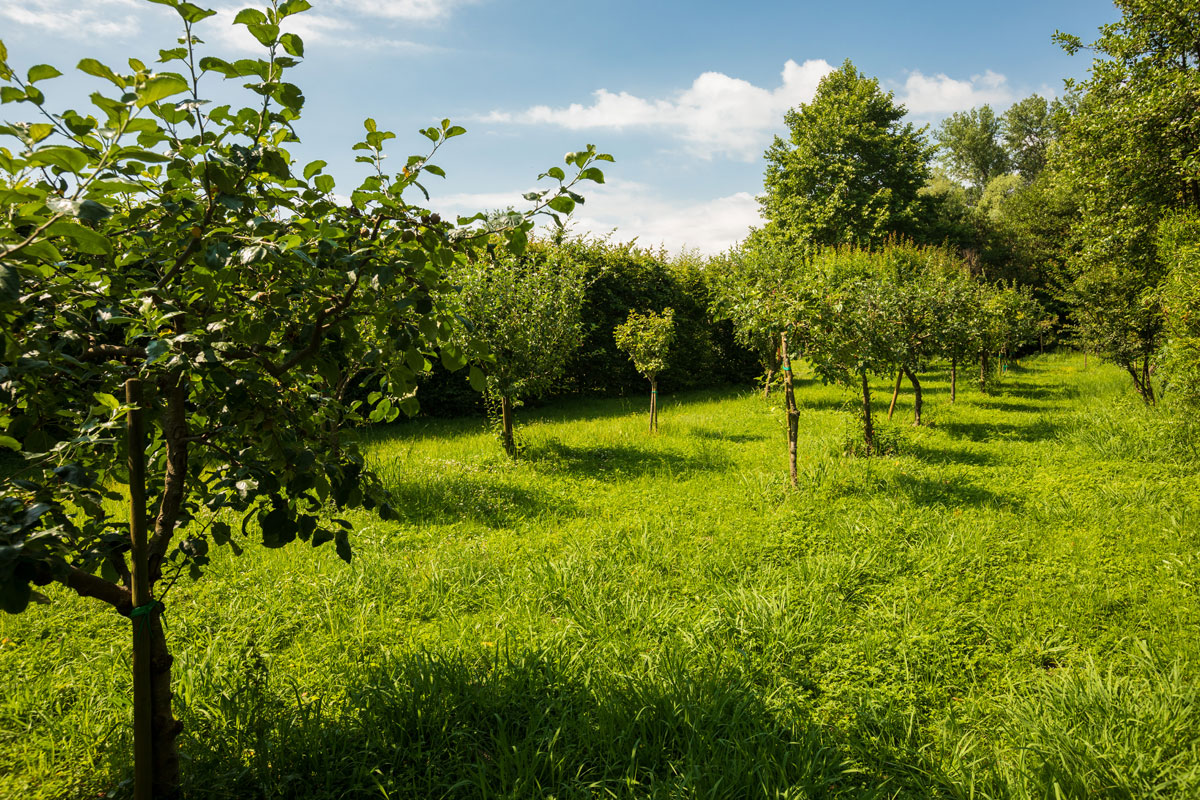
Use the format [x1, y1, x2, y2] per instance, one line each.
[3, 353, 1199, 798]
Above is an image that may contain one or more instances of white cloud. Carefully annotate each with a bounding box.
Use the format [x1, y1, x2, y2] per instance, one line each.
[482, 59, 835, 161]
[0, 0, 142, 40]
[897, 69, 1016, 116]
[204, 7, 436, 55]
[328, 0, 478, 21]
[431, 179, 762, 255]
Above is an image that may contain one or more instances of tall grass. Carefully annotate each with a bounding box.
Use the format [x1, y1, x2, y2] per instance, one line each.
[2, 353, 1198, 798]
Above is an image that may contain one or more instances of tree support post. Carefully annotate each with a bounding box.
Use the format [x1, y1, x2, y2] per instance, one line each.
[781, 332, 799, 487]
[126, 379, 153, 800]
[649, 379, 658, 432]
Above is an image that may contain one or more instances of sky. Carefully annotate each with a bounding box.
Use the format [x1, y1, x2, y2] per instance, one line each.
[0, 0, 1120, 254]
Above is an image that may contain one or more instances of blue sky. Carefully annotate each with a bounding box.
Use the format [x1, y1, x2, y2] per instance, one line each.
[1, 0, 1119, 253]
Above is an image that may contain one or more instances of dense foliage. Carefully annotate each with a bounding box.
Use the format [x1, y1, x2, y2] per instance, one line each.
[1159, 212, 1200, 407]
[614, 307, 675, 431]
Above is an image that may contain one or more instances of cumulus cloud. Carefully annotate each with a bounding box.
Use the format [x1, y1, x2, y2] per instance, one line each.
[897, 69, 1016, 116]
[328, 0, 479, 22]
[482, 59, 835, 161]
[0, 0, 143, 40]
[431, 179, 762, 255]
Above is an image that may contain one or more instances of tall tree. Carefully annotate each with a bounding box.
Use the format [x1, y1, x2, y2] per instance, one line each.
[759, 60, 932, 251]
[935, 105, 1009, 199]
[1054, 0, 1200, 403]
[1001, 95, 1059, 179]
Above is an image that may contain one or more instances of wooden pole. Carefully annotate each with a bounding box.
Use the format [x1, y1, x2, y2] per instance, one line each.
[126, 378, 153, 800]
[781, 331, 799, 488]
[886, 369, 903, 420]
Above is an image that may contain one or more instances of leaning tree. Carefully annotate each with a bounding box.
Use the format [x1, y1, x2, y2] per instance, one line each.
[0, 2, 607, 796]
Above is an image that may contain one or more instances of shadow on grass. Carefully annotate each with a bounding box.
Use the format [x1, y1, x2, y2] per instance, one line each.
[893, 473, 1022, 511]
[382, 472, 572, 528]
[177, 646, 946, 800]
[526, 439, 728, 482]
[940, 416, 1059, 443]
[908, 444, 998, 467]
[686, 426, 767, 444]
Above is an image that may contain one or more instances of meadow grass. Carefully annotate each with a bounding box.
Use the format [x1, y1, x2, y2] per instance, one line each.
[2, 352, 1199, 798]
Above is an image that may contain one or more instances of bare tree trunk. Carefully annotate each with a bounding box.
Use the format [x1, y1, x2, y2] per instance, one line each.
[861, 370, 874, 455]
[887, 370, 903, 420]
[980, 351, 990, 394]
[763, 365, 774, 398]
[950, 358, 957, 403]
[903, 366, 923, 425]
[781, 332, 799, 487]
[500, 395, 516, 457]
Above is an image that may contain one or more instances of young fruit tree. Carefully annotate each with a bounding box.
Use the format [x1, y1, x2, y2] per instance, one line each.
[0, 3, 605, 796]
[614, 307, 676, 431]
[710, 242, 807, 485]
[449, 240, 590, 457]
[800, 248, 895, 455]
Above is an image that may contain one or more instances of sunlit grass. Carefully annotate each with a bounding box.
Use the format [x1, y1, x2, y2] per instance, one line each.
[2, 353, 1199, 798]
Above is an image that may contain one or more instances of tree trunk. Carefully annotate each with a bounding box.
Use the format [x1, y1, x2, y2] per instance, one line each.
[979, 351, 990, 393]
[149, 613, 181, 798]
[1125, 360, 1156, 406]
[781, 332, 799, 487]
[649, 378, 658, 432]
[950, 358, 957, 403]
[860, 370, 874, 455]
[887, 370, 903, 420]
[903, 366, 923, 425]
[500, 395, 516, 457]
[763, 366, 774, 398]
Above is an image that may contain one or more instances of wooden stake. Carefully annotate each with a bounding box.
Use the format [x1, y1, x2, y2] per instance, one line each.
[126, 378, 153, 800]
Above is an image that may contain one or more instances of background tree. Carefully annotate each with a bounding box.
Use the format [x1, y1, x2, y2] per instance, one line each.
[758, 60, 932, 251]
[450, 243, 588, 457]
[614, 308, 676, 431]
[0, 2, 605, 795]
[1001, 94, 1060, 179]
[1053, 0, 1200, 403]
[934, 105, 1009, 201]
[1158, 212, 1200, 407]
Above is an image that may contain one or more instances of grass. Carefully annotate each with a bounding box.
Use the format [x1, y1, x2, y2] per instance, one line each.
[2, 352, 1199, 798]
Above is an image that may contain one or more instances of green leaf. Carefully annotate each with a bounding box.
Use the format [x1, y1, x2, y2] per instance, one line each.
[0, 435, 20, 451]
[76, 58, 123, 87]
[47, 220, 112, 255]
[334, 529, 352, 564]
[579, 167, 605, 184]
[27, 64, 62, 84]
[136, 75, 189, 107]
[546, 166, 565, 181]
[444, 125, 466, 138]
[247, 23, 279, 47]
[547, 195, 575, 215]
[0, 264, 19, 303]
[303, 159, 326, 179]
[0, 578, 32, 614]
[260, 502, 296, 548]
[177, 2, 216, 22]
[279, 33, 304, 57]
[31, 146, 89, 173]
[469, 365, 486, 392]
[314, 174, 334, 194]
[233, 8, 267, 25]
[280, 0, 312, 15]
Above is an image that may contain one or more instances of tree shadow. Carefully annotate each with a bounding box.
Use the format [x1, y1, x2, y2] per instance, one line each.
[907, 444, 998, 467]
[384, 472, 571, 528]
[686, 426, 766, 444]
[526, 439, 728, 482]
[893, 472, 1023, 511]
[939, 416, 1059, 443]
[177, 645, 945, 800]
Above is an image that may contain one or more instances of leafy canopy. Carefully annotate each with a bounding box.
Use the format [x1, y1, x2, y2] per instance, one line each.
[614, 308, 675, 381]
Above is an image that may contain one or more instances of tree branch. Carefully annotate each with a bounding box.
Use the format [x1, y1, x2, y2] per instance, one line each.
[64, 566, 132, 614]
